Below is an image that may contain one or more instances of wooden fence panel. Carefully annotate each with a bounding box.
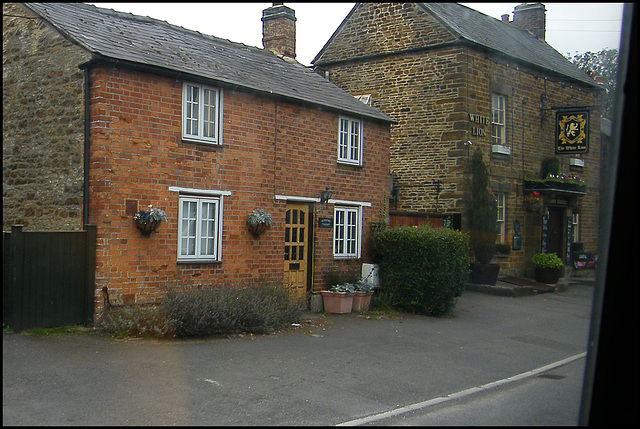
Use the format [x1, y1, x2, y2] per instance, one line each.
[3, 225, 96, 332]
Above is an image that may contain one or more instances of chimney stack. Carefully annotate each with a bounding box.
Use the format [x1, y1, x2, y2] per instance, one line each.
[501, 14, 510, 23]
[512, 3, 546, 40]
[262, 3, 296, 59]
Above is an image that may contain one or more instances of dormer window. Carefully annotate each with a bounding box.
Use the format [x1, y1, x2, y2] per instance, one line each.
[182, 82, 221, 145]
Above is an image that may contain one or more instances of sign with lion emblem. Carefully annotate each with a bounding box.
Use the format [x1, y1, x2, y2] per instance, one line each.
[556, 110, 589, 154]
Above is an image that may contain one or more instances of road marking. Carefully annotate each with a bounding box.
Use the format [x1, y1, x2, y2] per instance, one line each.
[337, 352, 587, 426]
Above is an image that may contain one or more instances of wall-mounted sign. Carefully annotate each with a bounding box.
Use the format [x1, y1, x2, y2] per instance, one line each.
[556, 110, 589, 154]
[318, 218, 333, 228]
[468, 113, 490, 137]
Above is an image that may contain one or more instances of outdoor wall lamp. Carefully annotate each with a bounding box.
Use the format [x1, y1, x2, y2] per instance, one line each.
[320, 187, 333, 208]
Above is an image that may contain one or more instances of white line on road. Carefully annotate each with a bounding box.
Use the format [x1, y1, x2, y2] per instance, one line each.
[337, 352, 587, 426]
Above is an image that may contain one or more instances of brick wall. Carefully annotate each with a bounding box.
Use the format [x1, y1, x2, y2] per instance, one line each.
[315, 2, 604, 276]
[3, 3, 90, 231]
[3, 2, 390, 312]
[87, 65, 389, 309]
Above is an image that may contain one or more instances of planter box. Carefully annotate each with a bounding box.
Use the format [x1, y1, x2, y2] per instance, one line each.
[470, 262, 500, 285]
[320, 291, 353, 314]
[352, 291, 373, 312]
[535, 266, 562, 284]
[524, 180, 586, 195]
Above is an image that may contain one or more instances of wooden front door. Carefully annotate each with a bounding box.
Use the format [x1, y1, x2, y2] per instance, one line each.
[547, 206, 565, 261]
[284, 203, 310, 301]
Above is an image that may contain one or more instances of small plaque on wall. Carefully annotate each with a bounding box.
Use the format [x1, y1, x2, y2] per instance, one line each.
[318, 218, 333, 228]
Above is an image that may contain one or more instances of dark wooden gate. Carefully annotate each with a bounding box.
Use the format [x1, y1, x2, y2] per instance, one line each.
[3, 225, 96, 332]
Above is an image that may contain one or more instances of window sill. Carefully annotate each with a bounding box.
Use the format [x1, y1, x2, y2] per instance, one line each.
[337, 160, 363, 168]
[180, 138, 222, 148]
[177, 259, 222, 265]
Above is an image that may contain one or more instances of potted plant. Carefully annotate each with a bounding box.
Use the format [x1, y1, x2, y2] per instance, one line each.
[133, 205, 168, 236]
[246, 209, 272, 237]
[467, 148, 500, 285]
[352, 280, 374, 312]
[532, 253, 564, 284]
[321, 283, 355, 314]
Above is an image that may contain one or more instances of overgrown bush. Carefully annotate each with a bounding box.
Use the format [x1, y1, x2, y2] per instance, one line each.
[98, 304, 174, 339]
[97, 282, 303, 339]
[370, 225, 470, 316]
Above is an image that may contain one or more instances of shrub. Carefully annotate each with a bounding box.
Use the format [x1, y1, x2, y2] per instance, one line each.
[370, 225, 470, 316]
[532, 253, 564, 269]
[98, 304, 174, 339]
[97, 282, 303, 339]
[467, 148, 498, 264]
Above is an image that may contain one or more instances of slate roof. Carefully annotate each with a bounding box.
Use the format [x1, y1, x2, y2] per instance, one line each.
[313, 2, 599, 88]
[22, 2, 393, 123]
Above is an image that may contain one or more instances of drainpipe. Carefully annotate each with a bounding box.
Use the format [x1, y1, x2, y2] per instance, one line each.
[82, 66, 91, 227]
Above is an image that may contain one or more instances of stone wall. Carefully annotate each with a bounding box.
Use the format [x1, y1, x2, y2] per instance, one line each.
[314, 2, 604, 276]
[3, 3, 90, 231]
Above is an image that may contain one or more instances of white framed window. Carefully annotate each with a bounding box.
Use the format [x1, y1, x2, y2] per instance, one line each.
[182, 82, 221, 144]
[178, 196, 222, 262]
[496, 192, 506, 242]
[491, 93, 506, 145]
[572, 213, 580, 242]
[333, 206, 362, 258]
[338, 116, 363, 165]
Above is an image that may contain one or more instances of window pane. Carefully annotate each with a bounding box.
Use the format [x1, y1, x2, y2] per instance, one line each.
[339, 118, 349, 159]
[200, 202, 216, 256]
[185, 85, 199, 136]
[203, 88, 217, 139]
[334, 210, 345, 254]
[350, 121, 360, 161]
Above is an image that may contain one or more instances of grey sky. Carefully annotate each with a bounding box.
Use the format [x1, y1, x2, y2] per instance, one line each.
[90, 3, 624, 66]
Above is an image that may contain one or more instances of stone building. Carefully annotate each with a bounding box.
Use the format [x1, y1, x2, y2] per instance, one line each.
[3, 3, 393, 313]
[313, 2, 605, 277]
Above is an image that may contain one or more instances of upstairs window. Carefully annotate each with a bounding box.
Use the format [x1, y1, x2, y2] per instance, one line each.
[338, 116, 363, 165]
[182, 82, 221, 144]
[491, 93, 506, 145]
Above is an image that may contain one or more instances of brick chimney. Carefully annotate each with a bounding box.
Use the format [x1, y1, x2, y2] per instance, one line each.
[512, 3, 546, 40]
[262, 3, 296, 59]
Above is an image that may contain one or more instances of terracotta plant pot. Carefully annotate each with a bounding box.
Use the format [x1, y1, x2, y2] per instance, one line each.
[352, 291, 373, 312]
[320, 291, 353, 314]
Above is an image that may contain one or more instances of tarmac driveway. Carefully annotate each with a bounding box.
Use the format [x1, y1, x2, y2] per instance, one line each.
[3, 281, 594, 425]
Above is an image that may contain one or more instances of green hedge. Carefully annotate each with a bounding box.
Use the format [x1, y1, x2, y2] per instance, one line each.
[370, 225, 470, 316]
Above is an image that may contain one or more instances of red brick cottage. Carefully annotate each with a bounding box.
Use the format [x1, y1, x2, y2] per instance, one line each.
[312, 3, 606, 278]
[3, 3, 393, 314]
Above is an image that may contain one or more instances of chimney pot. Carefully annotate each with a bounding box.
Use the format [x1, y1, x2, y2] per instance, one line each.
[262, 3, 297, 59]
[501, 14, 510, 23]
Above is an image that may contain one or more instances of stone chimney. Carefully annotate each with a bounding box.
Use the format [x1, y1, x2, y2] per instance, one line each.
[262, 3, 296, 59]
[512, 3, 546, 40]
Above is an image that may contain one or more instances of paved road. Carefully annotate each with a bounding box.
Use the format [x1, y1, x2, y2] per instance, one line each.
[3, 281, 594, 425]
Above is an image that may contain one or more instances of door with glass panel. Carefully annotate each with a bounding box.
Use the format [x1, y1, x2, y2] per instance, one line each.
[284, 203, 309, 301]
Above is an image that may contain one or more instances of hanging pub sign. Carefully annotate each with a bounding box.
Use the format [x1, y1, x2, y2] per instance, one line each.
[555, 110, 589, 154]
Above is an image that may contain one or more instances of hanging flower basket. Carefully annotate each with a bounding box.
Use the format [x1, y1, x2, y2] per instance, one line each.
[524, 191, 542, 213]
[133, 205, 168, 236]
[246, 209, 272, 238]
